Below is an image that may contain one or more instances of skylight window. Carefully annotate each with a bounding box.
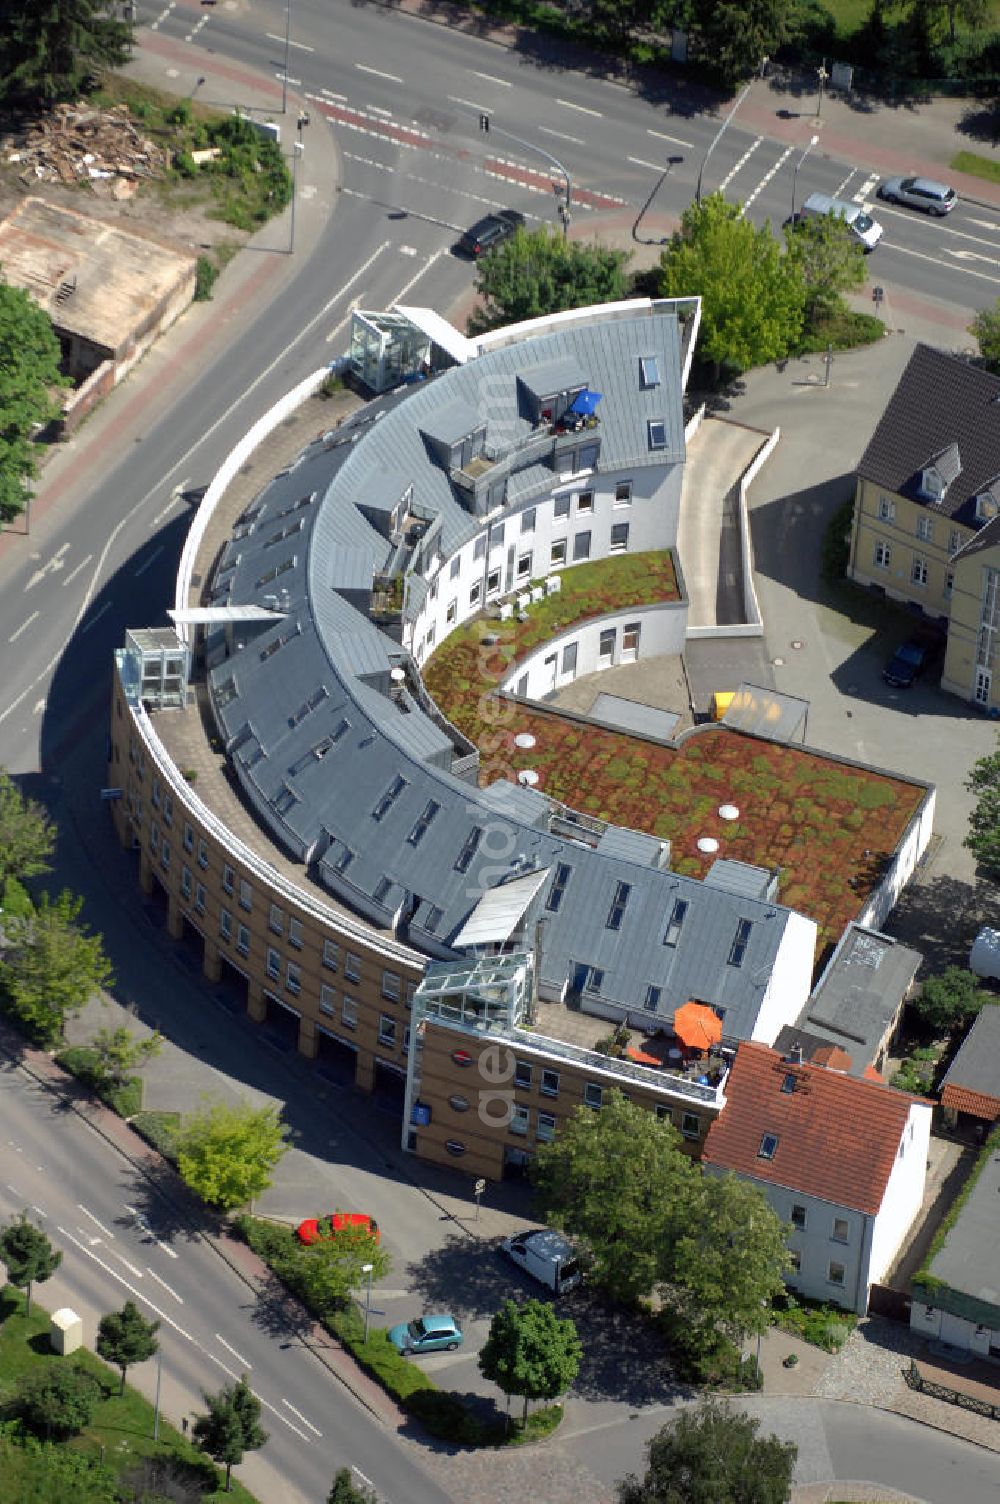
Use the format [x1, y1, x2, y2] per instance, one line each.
[256, 557, 296, 588]
[407, 800, 441, 847]
[265, 518, 304, 547]
[274, 784, 299, 816]
[260, 624, 300, 662]
[639, 355, 660, 388]
[333, 845, 355, 874]
[758, 1133, 779, 1160]
[289, 685, 329, 727]
[585, 967, 604, 996]
[373, 876, 394, 906]
[663, 897, 688, 947]
[781, 1073, 797, 1094]
[728, 918, 753, 968]
[546, 862, 572, 913]
[454, 826, 483, 874]
[648, 419, 668, 450]
[371, 775, 408, 822]
[644, 984, 662, 1012]
[606, 881, 632, 931]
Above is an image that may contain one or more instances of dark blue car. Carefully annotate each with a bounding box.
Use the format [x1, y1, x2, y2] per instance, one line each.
[883, 639, 929, 689]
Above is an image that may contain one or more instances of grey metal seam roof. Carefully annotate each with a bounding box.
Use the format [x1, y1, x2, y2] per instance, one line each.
[202, 305, 802, 1035]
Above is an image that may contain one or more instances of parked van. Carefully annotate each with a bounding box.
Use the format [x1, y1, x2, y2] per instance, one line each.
[800, 191, 883, 251]
[500, 1228, 582, 1294]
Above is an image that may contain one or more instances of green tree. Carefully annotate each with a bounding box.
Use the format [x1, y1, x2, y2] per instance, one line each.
[0, 889, 113, 1046]
[18, 1366, 102, 1441]
[0, 1211, 62, 1316]
[0, 1435, 117, 1504]
[971, 301, 1000, 375]
[174, 1098, 290, 1211]
[88, 1024, 163, 1093]
[0, 286, 65, 521]
[691, 0, 792, 89]
[295, 1223, 390, 1316]
[0, 0, 132, 106]
[479, 1298, 582, 1424]
[193, 1375, 267, 1494]
[784, 213, 867, 328]
[616, 1397, 797, 1503]
[659, 195, 803, 380]
[96, 1300, 160, 1395]
[469, 224, 631, 335]
[965, 741, 1000, 878]
[668, 1174, 790, 1350]
[0, 769, 55, 888]
[328, 1467, 376, 1503]
[913, 968, 989, 1035]
[532, 1089, 697, 1304]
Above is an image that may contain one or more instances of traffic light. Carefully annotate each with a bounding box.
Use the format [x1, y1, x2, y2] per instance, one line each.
[479, 113, 490, 133]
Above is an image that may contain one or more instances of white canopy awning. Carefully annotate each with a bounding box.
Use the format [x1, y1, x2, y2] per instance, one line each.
[394, 305, 476, 365]
[453, 868, 550, 948]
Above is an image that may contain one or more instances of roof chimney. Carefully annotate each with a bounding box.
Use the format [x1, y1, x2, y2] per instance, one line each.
[787, 1042, 803, 1066]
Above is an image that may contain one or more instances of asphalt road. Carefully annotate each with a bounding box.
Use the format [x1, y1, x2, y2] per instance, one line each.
[0, 1047, 455, 1504]
[135, 0, 1000, 321]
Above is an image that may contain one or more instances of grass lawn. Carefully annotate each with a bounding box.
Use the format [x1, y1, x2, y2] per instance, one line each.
[0, 1287, 257, 1503]
[952, 150, 1000, 185]
[423, 554, 927, 958]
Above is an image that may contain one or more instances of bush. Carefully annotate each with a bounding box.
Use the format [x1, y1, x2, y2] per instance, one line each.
[54, 1046, 142, 1117]
[797, 307, 884, 354]
[130, 1110, 181, 1161]
[772, 1294, 855, 1352]
[18, 1365, 104, 1439]
[194, 255, 219, 301]
[1, 877, 34, 919]
[404, 1388, 489, 1444]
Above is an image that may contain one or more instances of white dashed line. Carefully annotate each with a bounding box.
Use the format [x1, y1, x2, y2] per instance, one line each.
[628, 156, 664, 173]
[265, 31, 315, 51]
[718, 137, 762, 195]
[77, 1204, 114, 1239]
[473, 71, 511, 86]
[539, 126, 585, 146]
[9, 612, 39, 643]
[742, 144, 794, 213]
[216, 1334, 252, 1369]
[556, 97, 602, 117]
[283, 1398, 322, 1437]
[647, 127, 695, 149]
[135, 544, 164, 578]
[146, 1266, 184, 1304]
[355, 63, 403, 83]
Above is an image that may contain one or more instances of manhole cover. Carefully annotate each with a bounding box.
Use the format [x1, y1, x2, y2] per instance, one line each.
[791, 639, 804, 649]
[772, 656, 785, 666]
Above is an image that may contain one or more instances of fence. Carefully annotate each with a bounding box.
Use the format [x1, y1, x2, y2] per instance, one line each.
[906, 1358, 1000, 1420]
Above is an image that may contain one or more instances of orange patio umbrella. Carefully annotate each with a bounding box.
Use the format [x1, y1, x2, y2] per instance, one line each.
[671, 1001, 722, 1051]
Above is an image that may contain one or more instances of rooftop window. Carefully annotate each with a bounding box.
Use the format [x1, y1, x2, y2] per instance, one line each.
[407, 800, 441, 847]
[546, 862, 573, 913]
[372, 775, 408, 822]
[663, 897, 688, 947]
[728, 918, 753, 968]
[640, 355, 660, 388]
[606, 880, 632, 931]
[454, 826, 483, 874]
[758, 1132, 779, 1160]
[647, 419, 667, 450]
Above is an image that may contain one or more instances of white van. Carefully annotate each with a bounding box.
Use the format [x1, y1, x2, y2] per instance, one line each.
[800, 191, 883, 251]
[500, 1228, 582, 1294]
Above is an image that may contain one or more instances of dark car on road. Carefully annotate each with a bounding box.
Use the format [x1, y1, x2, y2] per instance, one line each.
[458, 209, 525, 257]
[883, 638, 933, 688]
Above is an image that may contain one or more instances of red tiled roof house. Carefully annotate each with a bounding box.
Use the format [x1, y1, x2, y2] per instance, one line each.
[703, 1042, 932, 1314]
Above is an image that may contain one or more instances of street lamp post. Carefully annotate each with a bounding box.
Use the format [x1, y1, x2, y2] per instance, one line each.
[282, 0, 292, 115]
[632, 154, 684, 245]
[362, 1262, 374, 1343]
[289, 139, 303, 255]
[153, 1350, 163, 1441]
[479, 115, 571, 240]
[695, 82, 753, 205]
[790, 134, 820, 221]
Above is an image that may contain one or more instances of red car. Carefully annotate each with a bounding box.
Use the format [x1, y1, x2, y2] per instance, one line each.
[296, 1212, 379, 1246]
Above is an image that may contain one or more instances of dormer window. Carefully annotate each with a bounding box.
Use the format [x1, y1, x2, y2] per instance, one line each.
[920, 467, 944, 502]
[977, 491, 1000, 523]
[919, 442, 961, 505]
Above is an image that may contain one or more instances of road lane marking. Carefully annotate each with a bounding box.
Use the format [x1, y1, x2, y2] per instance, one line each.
[109, 1247, 145, 1278]
[135, 544, 164, 578]
[282, 1398, 322, 1436]
[448, 95, 485, 112]
[77, 1204, 114, 1238]
[146, 1266, 184, 1303]
[366, 105, 392, 117]
[153, 496, 181, 525]
[62, 554, 93, 588]
[32, 1205, 47, 1217]
[948, 247, 1000, 265]
[80, 601, 112, 634]
[742, 144, 793, 213]
[25, 542, 70, 590]
[718, 137, 761, 195]
[355, 63, 403, 83]
[0, 242, 392, 732]
[968, 216, 1000, 231]
[58, 1225, 192, 1340]
[9, 611, 39, 643]
[32, 699, 45, 715]
[628, 155, 663, 172]
[539, 125, 585, 146]
[216, 1334, 252, 1369]
[473, 70, 511, 86]
[208, 1351, 241, 1382]
[327, 246, 439, 343]
[125, 1204, 180, 1258]
[556, 96, 602, 117]
[265, 31, 314, 51]
[647, 126, 694, 149]
[892, 240, 1000, 285]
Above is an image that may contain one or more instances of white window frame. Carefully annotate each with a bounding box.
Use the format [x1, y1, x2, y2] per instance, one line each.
[378, 1014, 397, 1047]
[345, 952, 362, 984]
[236, 924, 250, 956]
[319, 984, 336, 1017]
[342, 996, 358, 1029]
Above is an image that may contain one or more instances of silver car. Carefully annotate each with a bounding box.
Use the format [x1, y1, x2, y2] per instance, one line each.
[878, 175, 956, 215]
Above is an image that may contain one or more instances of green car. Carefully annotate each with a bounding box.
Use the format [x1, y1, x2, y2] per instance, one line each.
[387, 1314, 463, 1356]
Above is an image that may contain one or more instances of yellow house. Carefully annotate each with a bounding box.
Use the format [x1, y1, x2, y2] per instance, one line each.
[848, 344, 1000, 707]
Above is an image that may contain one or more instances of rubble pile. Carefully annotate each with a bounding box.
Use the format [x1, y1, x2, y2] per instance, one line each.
[3, 102, 171, 198]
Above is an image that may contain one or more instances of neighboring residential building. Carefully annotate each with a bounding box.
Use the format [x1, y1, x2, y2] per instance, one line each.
[939, 1002, 1000, 1133]
[773, 923, 921, 1081]
[107, 297, 931, 1181]
[942, 518, 1000, 710]
[848, 345, 1000, 707]
[911, 1131, 1000, 1359]
[703, 1042, 932, 1313]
